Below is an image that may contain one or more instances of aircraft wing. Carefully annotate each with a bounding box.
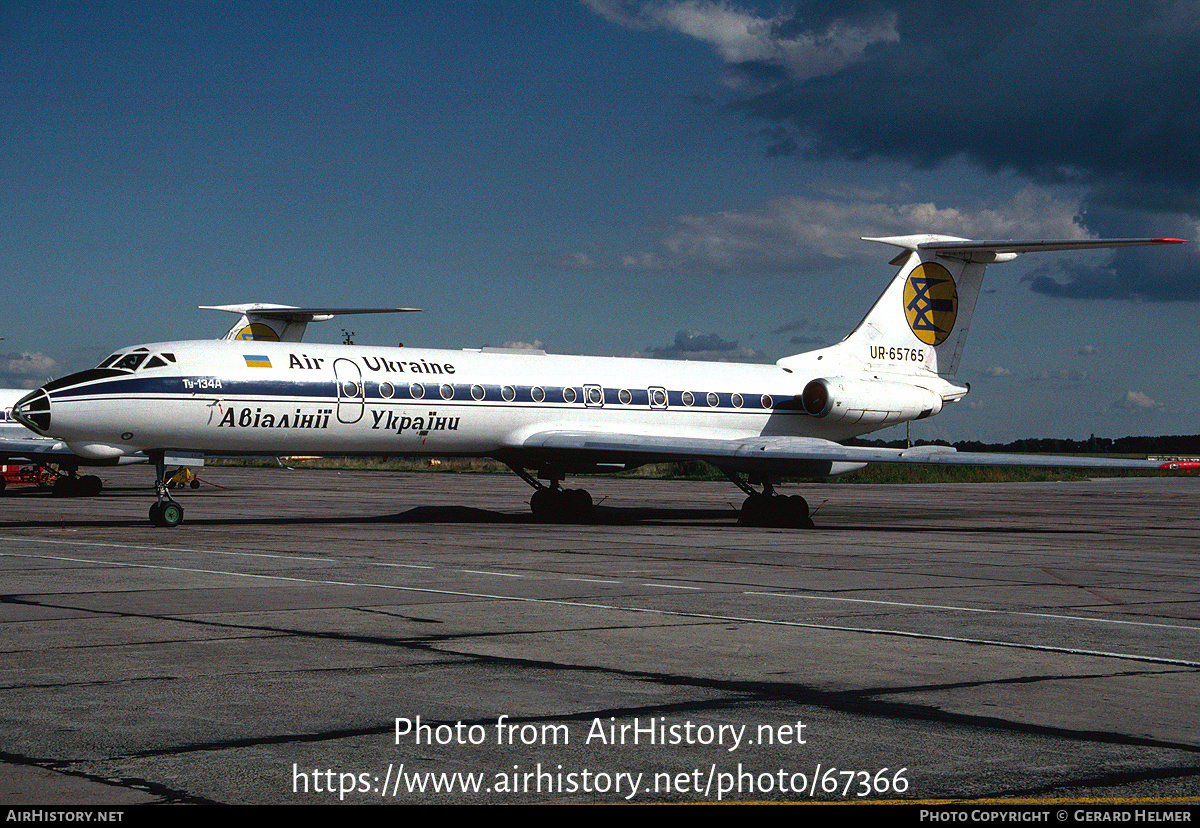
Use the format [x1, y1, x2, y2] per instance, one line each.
[0, 433, 151, 467]
[0, 434, 81, 463]
[516, 431, 1184, 472]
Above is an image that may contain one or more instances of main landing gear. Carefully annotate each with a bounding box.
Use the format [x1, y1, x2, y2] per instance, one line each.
[509, 465, 595, 523]
[148, 452, 184, 528]
[722, 469, 814, 529]
[50, 470, 103, 497]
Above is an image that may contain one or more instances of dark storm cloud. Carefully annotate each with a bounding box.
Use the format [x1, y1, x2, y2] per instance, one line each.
[722, 1, 1200, 300]
[735, 1, 1200, 197]
[1023, 207, 1200, 301]
[590, 2, 1200, 298]
[1024, 252, 1200, 302]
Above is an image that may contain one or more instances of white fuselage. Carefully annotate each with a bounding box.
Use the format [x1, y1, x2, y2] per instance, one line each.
[27, 339, 944, 463]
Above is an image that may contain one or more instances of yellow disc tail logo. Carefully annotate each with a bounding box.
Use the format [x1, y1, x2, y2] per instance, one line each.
[235, 323, 280, 342]
[903, 262, 958, 346]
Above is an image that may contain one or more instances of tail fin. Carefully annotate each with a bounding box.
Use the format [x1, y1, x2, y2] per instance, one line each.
[791, 235, 1185, 377]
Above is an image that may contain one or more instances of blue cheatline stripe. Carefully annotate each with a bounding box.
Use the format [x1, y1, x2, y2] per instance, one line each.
[49, 376, 805, 413]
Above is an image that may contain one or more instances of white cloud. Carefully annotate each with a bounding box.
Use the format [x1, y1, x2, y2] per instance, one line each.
[630, 330, 766, 362]
[1113, 390, 1162, 410]
[500, 340, 546, 351]
[563, 252, 596, 270]
[620, 251, 667, 271]
[614, 188, 1090, 274]
[983, 366, 1012, 377]
[585, 1, 899, 84]
[0, 351, 57, 389]
[1032, 369, 1089, 382]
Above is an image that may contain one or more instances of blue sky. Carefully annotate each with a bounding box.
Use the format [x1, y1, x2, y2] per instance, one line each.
[2, 1, 1197, 442]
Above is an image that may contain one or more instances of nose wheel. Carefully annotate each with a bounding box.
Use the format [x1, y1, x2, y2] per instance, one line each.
[150, 500, 184, 527]
[148, 451, 185, 527]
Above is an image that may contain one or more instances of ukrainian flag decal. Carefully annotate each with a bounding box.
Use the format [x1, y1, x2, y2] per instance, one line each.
[244, 355, 272, 368]
[904, 262, 958, 346]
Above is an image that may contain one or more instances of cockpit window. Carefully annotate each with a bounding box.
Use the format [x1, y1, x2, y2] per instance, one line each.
[96, 351, 176, 372]
[112, 353, 147, 371]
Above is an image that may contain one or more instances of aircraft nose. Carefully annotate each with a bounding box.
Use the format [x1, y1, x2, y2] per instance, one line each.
[13, 388, 52, 434]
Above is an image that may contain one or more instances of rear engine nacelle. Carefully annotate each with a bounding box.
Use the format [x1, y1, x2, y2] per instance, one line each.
[801, 377, 943, 425]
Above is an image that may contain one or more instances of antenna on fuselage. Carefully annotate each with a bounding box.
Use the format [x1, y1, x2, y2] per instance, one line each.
[200, 305, 422, 343]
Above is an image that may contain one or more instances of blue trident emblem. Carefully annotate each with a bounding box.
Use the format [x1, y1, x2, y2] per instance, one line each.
[903, 263, 957, 345]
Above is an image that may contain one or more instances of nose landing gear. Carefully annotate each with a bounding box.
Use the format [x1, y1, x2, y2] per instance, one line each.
[148, 452, 184, 527]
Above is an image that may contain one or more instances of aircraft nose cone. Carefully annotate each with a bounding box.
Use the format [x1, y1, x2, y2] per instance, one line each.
[13, 388, 52, 434]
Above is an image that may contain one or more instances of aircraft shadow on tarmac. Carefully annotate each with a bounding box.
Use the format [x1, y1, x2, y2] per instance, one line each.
[372, 505, 1098, 533]
[383, 503, 736, 525]
[0, 475, 1098, 532]
[1, 498, 1099, 533]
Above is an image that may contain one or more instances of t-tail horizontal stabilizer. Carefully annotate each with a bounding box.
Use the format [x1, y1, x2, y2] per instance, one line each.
[790, 236, 1187, 379]
[865, 235, 1188, 262]
[201, 304, 422, 343]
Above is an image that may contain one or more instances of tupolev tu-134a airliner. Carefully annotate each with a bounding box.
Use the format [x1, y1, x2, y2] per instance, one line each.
[13, 234, 1194, 527]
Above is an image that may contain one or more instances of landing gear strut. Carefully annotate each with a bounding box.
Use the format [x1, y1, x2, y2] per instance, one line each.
[148, 452, 184, 528]
[722, 469, 814, 529]
[508, 464, 595, 523]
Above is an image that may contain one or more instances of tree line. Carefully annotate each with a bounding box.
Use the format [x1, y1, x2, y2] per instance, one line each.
[846, 434, 1200, 456]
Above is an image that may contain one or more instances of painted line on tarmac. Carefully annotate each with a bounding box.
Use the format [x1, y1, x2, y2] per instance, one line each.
[4, 548, 1199, 670]
[8, 536, 1195, 635]
[745, 591, 1200, 633]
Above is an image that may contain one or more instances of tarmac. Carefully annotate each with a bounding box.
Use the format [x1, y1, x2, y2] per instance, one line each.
[1, 465, 1198, 805]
